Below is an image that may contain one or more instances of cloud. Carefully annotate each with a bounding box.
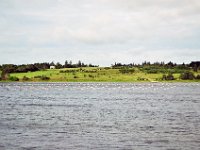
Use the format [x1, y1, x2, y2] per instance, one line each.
[0, 0, 200, 65]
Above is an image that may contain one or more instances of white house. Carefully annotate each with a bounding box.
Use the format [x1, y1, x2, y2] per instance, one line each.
[50, 66, 55, 69]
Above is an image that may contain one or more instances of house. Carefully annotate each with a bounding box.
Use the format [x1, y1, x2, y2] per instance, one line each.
[50, 66, 55, 69]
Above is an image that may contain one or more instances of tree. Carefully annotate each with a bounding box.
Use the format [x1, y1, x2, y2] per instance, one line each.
[55, 62, 62, 69]
[34, 63, 50, 70]
[142, 61, 151, 66]
[2, 64, 17, 73]
[69, 61, 72, 65]
[166, 61, 174, 68]
[50, 61, 55, 66]
[77, 60, 82, 67]
[189, 61, 200, 68]
[180, 72, 195, 80]
[64, 60, 68, 68]
[193, 64, 198, 72]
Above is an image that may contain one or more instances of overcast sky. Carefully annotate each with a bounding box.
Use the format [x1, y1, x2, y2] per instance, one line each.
[0, 0, 200, 66]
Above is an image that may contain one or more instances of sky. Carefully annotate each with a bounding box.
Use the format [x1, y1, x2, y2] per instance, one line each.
[0, 0, 200, 66]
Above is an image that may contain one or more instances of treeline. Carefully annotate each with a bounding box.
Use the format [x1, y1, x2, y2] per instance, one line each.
[55, 60, 98, 69]
[0, 60, 98, 80]
[112, 61, 200, 72]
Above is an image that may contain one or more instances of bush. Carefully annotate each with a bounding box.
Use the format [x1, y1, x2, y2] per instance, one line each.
[9, 76, 19, 81]
[33, 75, 50, 80]
[146, 69, 159, 74]
[34, 75, 42, 78]
[88, 74, 94, 78]
[60, 70, 77, 73]
[162, 73, 175, 80]
[137, 77, 147, 81]
[196, 75, 200, 80]
[73, 75, 78, 78]
[119, 67, 135, 74]
[40, 75, 50, 80]
[180, 72, 195, 80]
[22, 76, 30, 81]
[104, 67, 111, 70]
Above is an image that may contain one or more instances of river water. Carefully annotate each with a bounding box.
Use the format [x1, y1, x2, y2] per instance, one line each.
[0, 82, 200, 150]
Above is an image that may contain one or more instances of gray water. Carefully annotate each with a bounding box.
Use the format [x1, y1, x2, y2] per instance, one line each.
[0, 82, 200, 150]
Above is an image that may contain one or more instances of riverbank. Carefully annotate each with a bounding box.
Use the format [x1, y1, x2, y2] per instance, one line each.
[2, 67, 199, 82]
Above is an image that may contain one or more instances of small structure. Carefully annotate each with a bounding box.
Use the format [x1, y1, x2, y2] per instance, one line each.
[50, 66, 55, 69]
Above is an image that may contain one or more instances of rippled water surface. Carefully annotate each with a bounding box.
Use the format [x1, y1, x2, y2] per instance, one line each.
[0, 82, 200, 150]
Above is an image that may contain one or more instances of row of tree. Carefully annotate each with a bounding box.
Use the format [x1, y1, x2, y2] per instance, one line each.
[0, 60, 98, 80]
[112, 61, 200, 71]
[112, 61, 176, 68]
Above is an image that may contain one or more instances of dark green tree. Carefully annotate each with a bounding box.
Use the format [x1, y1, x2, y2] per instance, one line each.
[55, 62, 62, 69]
[77, 60, 82, 67]
[50, 61, 55, 66]
[64, 60, 68, 68]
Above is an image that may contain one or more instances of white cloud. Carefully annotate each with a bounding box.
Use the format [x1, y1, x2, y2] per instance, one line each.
[0, 0, 200, 65]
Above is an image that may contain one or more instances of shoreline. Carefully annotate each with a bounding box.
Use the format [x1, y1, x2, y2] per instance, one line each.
[1, 80, 200, 83]
[2, 67, 200, 83]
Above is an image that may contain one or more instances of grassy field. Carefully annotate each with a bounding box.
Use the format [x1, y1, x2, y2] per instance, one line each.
[7, 67, 200, 82]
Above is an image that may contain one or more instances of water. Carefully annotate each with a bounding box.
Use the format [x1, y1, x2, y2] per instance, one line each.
[0, 82, 200, 150]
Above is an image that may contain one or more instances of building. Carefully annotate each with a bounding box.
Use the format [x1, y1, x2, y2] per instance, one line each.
[50, 66, 55, 69]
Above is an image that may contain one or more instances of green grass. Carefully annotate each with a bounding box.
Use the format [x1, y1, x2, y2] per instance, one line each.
[6, 67, 200, 82]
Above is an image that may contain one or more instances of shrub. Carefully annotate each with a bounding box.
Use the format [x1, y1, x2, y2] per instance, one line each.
[167, 74, 174, 80]
[60, 70, 78, 73]
[9, 76, 19, 81]
[119, 67, 135, 74]
[22, 76, 30, 81]
[73, 75, 78, 78]
[162, 73, 175, 80]
[34, 75, 42, 78]
[88, 74, 94, 78]
[137, 77, 147, 81]
[104, 67, 111, 70]
[180, 72, 195, 80]
[34, 75, 50, 80]
[196, 75, 200, 80]
[140, 66, 163, 74]
[40, 75, 50, 80]
[146, 69, 159, 74]
[171, 67, 189, 74]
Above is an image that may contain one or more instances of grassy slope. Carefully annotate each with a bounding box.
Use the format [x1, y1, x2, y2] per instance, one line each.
[9, 67, 200, 82]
